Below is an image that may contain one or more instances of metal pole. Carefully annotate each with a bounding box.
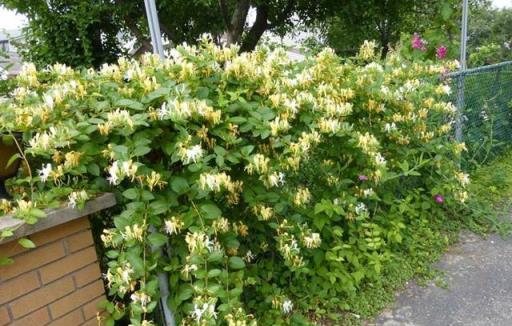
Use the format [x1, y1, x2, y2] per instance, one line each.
[455, 0, 469, 142]
[144, 0, 165, 58]
[143, 1, 175, 325]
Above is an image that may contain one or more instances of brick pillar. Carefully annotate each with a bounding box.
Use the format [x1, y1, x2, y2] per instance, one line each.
[0, 216, 106, 326]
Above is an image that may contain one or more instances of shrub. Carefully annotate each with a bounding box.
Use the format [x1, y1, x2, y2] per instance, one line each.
[0, 38, 470, 325]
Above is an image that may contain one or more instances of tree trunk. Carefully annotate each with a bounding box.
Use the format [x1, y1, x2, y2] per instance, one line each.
[240, 4, 269, 52]
[221, 0, 250, 46]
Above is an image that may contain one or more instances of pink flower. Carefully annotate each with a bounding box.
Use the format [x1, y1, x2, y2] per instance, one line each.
[358, 175, 368, 181]
[411, 33, 427, 51]
[436, 45, 447, 59]
[434, 194, 444, 204]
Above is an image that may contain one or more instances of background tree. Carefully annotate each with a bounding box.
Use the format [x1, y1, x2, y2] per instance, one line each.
[3, 0, 123, 68]
[3, 0, 341, 68]
[467, 2, 512, 65]
[324, 0, 460, 57]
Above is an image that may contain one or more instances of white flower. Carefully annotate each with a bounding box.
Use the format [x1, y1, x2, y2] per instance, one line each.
[38, 163, 52, 182]
[442, 84, 451, 95]
[184, 145, 203, 164]
[107, 161, 120, 185]
[303, 233, 321, 248]
[68, 192, 76, 208]
[107, 160, 138, 185]
[282, 299, 293, 314]
[374, 153, 387, 166]
[157, 102, 169, 120]
[244, 250, 255, 262]
[384, 122, 397, 133]
[267, 172, 286, 187]
[164, 217, 183, 235]
[355, 202, 367, 215]
[456, 172, 470, 186]
[130, 291, 152, 312]
[192, 303, 208, 322]
[67, 191, 88, 209]
[363, 188, 374, 197]
[204, 236, 215, 252]
[278, 172, 286, 185]
[365, 62, 383, 72]
[43, 95, 54, 109]
[164, 220, 177, 235]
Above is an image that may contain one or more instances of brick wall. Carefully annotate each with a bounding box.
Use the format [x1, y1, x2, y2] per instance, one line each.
[0, 216, 106, 326]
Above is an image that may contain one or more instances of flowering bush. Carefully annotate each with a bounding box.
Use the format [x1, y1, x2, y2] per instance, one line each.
[0, 38, 471, 325]
[400, 32, 456, 62]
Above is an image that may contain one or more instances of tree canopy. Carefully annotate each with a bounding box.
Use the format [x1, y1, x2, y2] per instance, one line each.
[3, 0, 511, 68]
[3, 0, 341, 68]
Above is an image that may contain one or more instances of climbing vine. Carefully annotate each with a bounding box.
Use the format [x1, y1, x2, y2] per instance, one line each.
[0, 38, 471, 325]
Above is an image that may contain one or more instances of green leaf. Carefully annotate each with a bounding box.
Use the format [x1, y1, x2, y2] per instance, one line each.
[313, 215, 328, 231]
[440, 3, 453, 20]
[18, 238, 36, 249]
[229, 116, 247, 124]
[228, 256, 245, 269]
[240, 145, 254, 157]
[200, 203, 222, 219]
[0, 257, 13, 265]
[122, 188, 139, 200]
[115, 99, 144, 110]
[170, 177, 189, 195]
[177, 286, 193, 302]
[6, 153, 20, 168]
[87, 163, 100, 176]
[207, 251, 224, 262]
[127, 248, 144, 274]
[133, 145, 151, 157]
[29, 208, 46, 220]
[150, 200, 169, 215]
[148, 232, 168, 248]
[207, 269, 222, 278]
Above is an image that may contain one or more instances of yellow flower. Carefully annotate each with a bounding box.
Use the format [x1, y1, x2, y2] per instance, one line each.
[358, 40, 377, 61]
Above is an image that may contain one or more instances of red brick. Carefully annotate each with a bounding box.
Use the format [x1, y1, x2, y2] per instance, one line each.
[11, 307, 50, 326]
[9, 276, 74, 318]
[49, 280, 104, 319]
[67, 230, 94, 253]
[74, 263, 102, 288]
[0, 240, 28, 258]
[0, 271, 40, 304]
[30, 217, 90, 246]
[50, 308, 84, 326]
[82, 295, 106, 321]
[0, 242, 66, 281]
[39, 247, 97, 284]
[0, 306, 10, 326]
[83, 317, 102, 326]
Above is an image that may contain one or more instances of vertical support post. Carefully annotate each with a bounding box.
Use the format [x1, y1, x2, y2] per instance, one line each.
[455, 0, 469, 142]
[143, 1, 174, 326]
[144, 0, 165, 58]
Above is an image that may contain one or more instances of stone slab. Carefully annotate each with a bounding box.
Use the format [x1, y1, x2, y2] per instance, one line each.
[0, 193, 116, 244]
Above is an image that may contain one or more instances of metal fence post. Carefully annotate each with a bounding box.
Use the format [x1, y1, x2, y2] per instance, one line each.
[143, 1, 175, 325]
[455, 0, 469, 143]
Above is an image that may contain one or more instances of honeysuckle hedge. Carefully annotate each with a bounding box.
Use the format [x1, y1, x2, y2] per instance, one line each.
[0, 38, 470, 325]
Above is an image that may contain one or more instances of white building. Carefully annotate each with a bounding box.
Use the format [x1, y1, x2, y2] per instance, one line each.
[0, 29, 22, 78]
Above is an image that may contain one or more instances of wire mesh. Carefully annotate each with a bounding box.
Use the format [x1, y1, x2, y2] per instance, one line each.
[445, 61, 512, 167]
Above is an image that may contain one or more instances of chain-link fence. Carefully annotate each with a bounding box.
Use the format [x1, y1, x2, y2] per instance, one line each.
[445, 61, 512, 167]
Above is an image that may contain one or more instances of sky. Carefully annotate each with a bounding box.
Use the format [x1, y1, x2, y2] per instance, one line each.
[0, 0, 511, 31]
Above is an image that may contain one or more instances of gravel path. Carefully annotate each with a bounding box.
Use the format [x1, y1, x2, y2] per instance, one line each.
[373, 230, 512, 326]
